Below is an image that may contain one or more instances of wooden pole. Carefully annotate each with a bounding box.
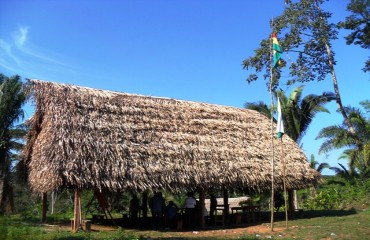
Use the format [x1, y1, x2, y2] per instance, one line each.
[41, 192, 47, 224]
[281, 138, 288, 229]
[51, 191, 54, 215]
[269, 20, 276, 232]
[73, 188, 81, 232]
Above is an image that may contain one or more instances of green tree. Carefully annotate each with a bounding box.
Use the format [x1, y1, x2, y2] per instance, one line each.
[245, 85, 335, 145]
[316, 101, 370, 178]
[339, 0, 370, 72]
[242, 0, 354, 132]
[0, 74, 27, 214]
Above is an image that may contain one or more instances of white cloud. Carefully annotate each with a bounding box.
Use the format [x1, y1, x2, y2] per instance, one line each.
[0, 39, 20, 65]
[14, 26, 29, 47]
[1, 27, 86, 81]
[11, 27, 68, 67]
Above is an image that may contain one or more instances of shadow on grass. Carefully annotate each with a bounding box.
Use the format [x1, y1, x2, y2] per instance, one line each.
[0, 210, 359, 240]
[51, 235, 259, 240]
[296, 208, 357, 219]
[139, 238, 259, 240]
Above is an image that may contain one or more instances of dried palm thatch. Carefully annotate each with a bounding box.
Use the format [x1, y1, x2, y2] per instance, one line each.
[24, 80, 320, 193]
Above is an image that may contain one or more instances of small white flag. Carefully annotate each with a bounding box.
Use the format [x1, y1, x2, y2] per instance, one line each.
[276, 97, 284, 139]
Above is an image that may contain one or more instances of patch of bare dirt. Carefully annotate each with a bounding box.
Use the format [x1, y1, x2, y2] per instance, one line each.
[47, 222, 286, 238]
[170, 225, 285, 238]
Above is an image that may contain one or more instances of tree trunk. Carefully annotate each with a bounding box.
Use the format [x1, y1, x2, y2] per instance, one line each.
[0, 176, 14, 214]
[0, 176, 4, 213]
[324, 33, 355, 133]
[311, 0, 354, 132]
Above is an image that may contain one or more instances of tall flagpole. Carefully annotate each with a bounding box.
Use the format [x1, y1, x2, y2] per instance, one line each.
[269, 18, 275, 232]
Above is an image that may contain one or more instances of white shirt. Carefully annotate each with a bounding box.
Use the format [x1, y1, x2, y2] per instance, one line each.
[185, 197, 196, 208]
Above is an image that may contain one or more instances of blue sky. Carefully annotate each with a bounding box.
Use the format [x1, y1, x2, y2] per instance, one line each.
[1, 0, 369, 175]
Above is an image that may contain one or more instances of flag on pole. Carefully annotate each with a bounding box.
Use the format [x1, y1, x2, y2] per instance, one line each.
[276, 97, 284, 138]
[272, 32, 282, 68]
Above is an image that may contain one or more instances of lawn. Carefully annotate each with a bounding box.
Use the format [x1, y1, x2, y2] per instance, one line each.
[1, 208, 369, 240]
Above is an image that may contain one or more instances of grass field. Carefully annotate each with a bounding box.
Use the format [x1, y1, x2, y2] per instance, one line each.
[1, 207, 369, 240]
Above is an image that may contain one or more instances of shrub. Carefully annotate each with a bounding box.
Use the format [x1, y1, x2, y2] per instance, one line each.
[300, 177, 370, 210]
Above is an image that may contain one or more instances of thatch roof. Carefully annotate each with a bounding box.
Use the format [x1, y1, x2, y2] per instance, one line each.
[24, 80, 320, 193]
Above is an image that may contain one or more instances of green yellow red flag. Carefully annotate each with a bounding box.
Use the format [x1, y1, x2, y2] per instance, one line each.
[272, 32, 282, 68]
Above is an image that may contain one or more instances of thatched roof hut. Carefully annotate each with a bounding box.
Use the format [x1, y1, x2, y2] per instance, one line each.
[24, 80, 320, 194]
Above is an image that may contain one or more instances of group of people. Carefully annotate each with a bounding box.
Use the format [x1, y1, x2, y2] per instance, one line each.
[149, 191, 199, 229]
[128, 191, 218, 229]
[129, 191, 180, 229]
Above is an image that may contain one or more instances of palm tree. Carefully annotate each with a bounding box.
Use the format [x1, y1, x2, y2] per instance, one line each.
[316, 102, 370, 179]
[309, 154, 330, 173]
[245, 85, 336, 144]
[0, 74, 27, 214]
[329, 163, 358, 181]
[307, 154, 330, 197]
[246, 86, 335, 210]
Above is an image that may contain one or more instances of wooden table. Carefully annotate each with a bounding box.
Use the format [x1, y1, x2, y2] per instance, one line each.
[214, 204, 229, 226]
[231, 206, 261, 223]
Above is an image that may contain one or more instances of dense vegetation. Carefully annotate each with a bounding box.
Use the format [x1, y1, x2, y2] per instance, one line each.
[0, 0, 369, 239]
[299, 176, 370, 210]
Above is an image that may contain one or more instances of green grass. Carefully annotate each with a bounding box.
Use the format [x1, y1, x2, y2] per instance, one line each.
[1, 208, 369, 240]
[273, 208, 370, 240]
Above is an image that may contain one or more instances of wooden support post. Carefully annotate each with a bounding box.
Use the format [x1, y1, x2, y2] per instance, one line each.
[288, 190, 295, 218]
[293, 190, 299, 210]
[41, 192, 47, 224]
[142, 191, 148, 218]
[73, 188, 81, 232]
[198, 188, 205, 228]
[223, 189, 229, 224]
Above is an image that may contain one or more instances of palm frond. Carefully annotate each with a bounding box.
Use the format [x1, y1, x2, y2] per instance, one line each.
[287, 85, 304, 105]
[309, 154, 317, 169]
[316, 163, 330, 173]
[360, 100, 370, 113]
[329, 163, 350, 178]
[244, 101, 272, 119]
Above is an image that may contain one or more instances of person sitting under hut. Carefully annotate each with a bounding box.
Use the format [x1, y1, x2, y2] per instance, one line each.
[165, 201, 178, 229]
